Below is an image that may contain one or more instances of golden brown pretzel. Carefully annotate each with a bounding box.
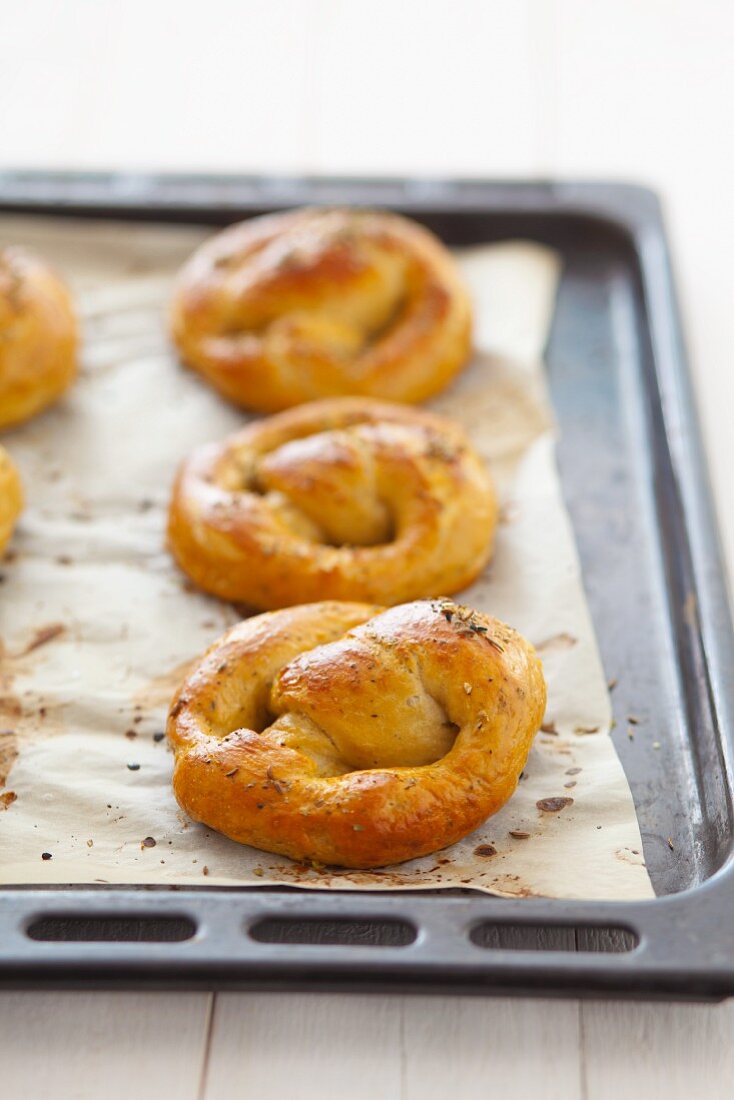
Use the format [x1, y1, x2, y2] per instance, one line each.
[0, 445, 22, 553]
[0, 247, 78, 430]
[168, 397, 497, 609]
[168, 599, 546, 868]
[169, 207, 472, 411]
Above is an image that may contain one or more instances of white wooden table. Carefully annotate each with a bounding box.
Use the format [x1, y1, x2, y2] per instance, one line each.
[2, 2, 733, 1095]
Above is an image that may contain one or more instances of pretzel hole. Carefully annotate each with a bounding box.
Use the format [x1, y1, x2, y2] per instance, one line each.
[359, 293, 409, 349]
[317, 511, 396, 549]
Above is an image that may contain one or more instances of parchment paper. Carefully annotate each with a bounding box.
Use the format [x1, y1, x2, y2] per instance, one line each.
[0, 216, 653, 899]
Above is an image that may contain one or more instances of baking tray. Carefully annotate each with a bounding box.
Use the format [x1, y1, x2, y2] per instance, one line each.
[1, 172, 733, 999]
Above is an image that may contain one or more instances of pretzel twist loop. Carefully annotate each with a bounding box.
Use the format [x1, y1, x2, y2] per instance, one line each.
[170, 207, 472, 411]
[168, 599, 546, 868]
[168, 397, 497, 609]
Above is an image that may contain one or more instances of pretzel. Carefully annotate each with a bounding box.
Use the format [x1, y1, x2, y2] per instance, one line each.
[168, 397, 497, 609]
[168, 599, 546, 868]
[0, 247, 78, 430]
[0, 446, 22, 553]
[169, 207, 472, 411]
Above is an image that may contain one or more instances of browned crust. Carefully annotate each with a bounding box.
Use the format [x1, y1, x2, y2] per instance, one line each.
[169, 207, 472, 411]
[167, 599, 546, 868]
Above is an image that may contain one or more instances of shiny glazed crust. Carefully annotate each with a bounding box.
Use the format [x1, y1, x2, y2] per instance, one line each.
[169, 207, 472, 411]
[167, 599, 546, 868]
[168, 397, 497, 609]
[0, 247, 78, 430]
[0, 446, 22, 553]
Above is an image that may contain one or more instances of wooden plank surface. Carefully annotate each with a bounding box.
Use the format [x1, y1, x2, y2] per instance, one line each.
[1, 1, 734, 1097]
[0, 991, 213, 1100]
[203, 994, 582, 1100]
[400, 996, 581, 1100]
[205, 994, 405, 1099]
[582, 1000, 734, 1098]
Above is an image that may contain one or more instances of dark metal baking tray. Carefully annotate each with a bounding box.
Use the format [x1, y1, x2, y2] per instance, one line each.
[1, 172, 733, 999]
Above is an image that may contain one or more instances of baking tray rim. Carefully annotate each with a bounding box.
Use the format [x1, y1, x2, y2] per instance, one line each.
[0, 172, 733, 998]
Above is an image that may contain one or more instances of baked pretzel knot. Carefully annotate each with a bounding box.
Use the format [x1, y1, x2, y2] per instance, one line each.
[0, 446, 22, 553]
[168, 397, 497, 609]
[168, 599, 546, 868]
[169, 207, 472, 411]
[0, 247, 78, 430]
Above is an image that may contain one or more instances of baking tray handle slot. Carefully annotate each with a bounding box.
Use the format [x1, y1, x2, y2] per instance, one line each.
[25, 915, 197, 943]
[248, 917, 417, 948]
[469, 922, 638, 953]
